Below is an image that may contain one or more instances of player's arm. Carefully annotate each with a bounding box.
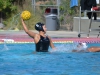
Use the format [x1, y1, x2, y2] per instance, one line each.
[21, 18, 36, 38]
[48, 36, 56, 49]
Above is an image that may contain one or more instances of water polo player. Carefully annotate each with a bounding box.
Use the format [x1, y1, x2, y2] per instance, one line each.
[73, 43, 100, 52]
[78, 43, 100, 52]
[21, 18, 55, 52]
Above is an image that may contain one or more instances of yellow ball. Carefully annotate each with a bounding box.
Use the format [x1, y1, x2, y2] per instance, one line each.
[21, 11, 31, 20]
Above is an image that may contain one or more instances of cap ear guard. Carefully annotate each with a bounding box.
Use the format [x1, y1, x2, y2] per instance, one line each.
[35, 22, 44, 31]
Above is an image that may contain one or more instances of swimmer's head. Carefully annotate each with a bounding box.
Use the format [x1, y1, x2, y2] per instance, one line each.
[81, 43, 88, 49]
[77, 42, 88, 50]
[35, 22, 46, 32]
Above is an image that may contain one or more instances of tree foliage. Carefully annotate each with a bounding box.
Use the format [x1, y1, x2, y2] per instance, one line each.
[0, 0, 25, 19]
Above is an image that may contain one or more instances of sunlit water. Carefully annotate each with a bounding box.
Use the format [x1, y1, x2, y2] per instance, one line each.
[0, 43, 100, 75]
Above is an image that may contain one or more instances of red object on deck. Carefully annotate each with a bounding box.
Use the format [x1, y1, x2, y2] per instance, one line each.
[92, 7, 99, 11]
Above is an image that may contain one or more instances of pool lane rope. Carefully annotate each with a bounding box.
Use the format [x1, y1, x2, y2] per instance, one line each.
[0, 38, 100, 44]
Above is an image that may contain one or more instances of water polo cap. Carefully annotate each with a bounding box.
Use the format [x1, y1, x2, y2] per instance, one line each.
[35, 22, 44, 32]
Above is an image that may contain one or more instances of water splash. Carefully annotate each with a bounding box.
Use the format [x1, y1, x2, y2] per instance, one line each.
[1, 41, 9, 51]
[1, 13, 20, 51]
[50, 42, 78, 53]
[9, 13, 21, 30]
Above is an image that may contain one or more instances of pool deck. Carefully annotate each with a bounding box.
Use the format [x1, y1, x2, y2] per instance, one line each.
[0, 30, 100, 43]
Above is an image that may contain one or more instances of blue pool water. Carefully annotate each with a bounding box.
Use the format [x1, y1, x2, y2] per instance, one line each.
[0, 43, 100, 75]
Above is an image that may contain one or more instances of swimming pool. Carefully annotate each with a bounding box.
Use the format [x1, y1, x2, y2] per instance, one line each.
[0, 42, 100, 75]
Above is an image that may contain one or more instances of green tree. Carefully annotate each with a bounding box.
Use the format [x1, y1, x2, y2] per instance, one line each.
[0, 0, 17, 18]
[0, 0, 25, 22]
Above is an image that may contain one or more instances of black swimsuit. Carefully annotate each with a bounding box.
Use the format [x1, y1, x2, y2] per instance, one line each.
[36, 35, 50, 52]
